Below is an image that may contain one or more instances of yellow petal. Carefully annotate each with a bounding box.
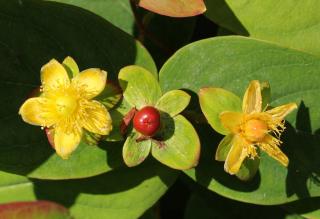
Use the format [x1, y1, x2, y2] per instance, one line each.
[54, 125, 82, 159]
[258, 134, 289, 166]
[19, 97, 57, 126]
[72, 68, 107, 99]
[224, 135, 249, 175]
[81, 100, 112, 135]
[266, 103, 297, 120]
[41, 59, 70, 91]
[242, 80, 262, 113]
[220, 111, 243, 133]
[215, 134, 234, 161]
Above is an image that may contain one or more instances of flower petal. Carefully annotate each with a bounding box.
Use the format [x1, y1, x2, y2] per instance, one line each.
[54, 125, 82, 159]
[41, 59, 70, 91]
[242, 80, 262, 113]
[72, 68, 107, 99]
[220, 111, 243, 133]
[19, 97, 58, 126]
[258, 134, 289, 166]
[81, 100, 112, 135]
[224, 135, 249, 175]
[266, 103, 297, 120]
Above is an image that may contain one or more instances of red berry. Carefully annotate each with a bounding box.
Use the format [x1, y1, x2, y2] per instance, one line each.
[133, 106, 160, 136]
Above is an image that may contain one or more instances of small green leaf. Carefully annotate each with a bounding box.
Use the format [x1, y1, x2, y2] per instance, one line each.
[119, 66, 162, 109]
[62, 56, 79, 77]
[95, 81, 122, 110]
[199, 87, 242, 135]
[123, 132, 151, 167]
[156, 90, 190, 117]
[236, 155, 260, 181]
[215, 134, 233, 161]
[261, 81, 271, 111]
[151, 115, 200, 170]
[104, 99, 132, 142]
[138, 0, 206, 17]
[0, 201, 71, 219]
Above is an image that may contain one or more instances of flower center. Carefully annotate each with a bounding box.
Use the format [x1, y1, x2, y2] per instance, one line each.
[55, 95, 78, 116]
[243, 119, 268, 142]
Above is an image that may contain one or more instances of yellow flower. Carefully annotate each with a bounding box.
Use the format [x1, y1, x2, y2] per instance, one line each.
[217, 80, 297, 175]
[19, 58, 112, 159]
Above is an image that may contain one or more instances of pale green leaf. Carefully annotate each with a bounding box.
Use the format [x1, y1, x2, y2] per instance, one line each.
[119, 65, 162, 109]
[156, 90, 190, 117]
[151, 115, 200, 170]
[122, 132, 151, 167]
[199, 87, 242, 135]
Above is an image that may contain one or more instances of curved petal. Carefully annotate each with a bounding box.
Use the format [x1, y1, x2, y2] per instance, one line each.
[258, 134, 289, 167]
[72, 68, 107, 99]
[224, 135, 249, 175]
[19, 97, 58, 127]
[242, 80, 262, 113]
[41, 59, 70, 92]
[81, 100, 112, 135]
[54, 125, 82, 159]
[220, 111, 243, 134]
[266, 103, 297, 120]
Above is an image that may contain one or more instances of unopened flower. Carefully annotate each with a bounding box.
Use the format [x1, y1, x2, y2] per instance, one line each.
[217, 80, 297, 175]
[19, 58, 112, 159]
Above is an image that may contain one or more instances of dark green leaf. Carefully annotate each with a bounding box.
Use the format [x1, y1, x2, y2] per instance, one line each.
[0, 0, 156, 179]
[49, 0, 135, 34]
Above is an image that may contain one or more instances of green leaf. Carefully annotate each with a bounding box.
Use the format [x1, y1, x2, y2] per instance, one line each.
[284, 197, 320, 219]
[185, 190, 303, 219]
[95, 81, 122, 110]
[0, 164, 177, 219]
[62, 56, 79, 78]
[205, 0, 320, 56]
[236, 156, 260, 182]
[122, 131, 151, 167]
[138, 0, 206, 17]
[0, 0, 156, 179]
[199, 87, 242, 135]
[151, 115, 200, 170]
[160, 36, 320, 204]
[215, 134, 233, 161]
[137, 12, 197, 68]
[49, 0, 135, 35]
[156, 90, 190, 117]
[261, 81, 271, 111]
[119, 65, 162, 109]
[103, 99, 132, 142]
[0, 201, 71, 219]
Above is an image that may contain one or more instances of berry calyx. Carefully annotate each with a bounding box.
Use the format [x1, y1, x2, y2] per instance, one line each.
[133, 106, 160, 137]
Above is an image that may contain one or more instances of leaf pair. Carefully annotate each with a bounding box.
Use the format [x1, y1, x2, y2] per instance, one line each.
[119, 66, 200, 170]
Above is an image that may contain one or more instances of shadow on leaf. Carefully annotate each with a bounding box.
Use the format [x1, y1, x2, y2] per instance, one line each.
[32, 160, 178, 208]
[285, 101, 320, 199]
